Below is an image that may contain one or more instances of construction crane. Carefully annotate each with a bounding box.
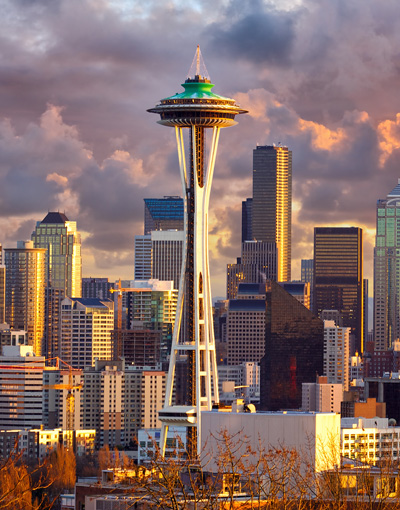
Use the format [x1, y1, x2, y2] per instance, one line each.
[109, 279, 152, 330]
[43, 357, 83, 451]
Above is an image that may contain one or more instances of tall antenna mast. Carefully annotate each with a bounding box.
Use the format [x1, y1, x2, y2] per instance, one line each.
[187, 45, 210, 81]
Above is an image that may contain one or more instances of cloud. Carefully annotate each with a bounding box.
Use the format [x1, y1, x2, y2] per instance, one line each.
[204, 1, 297, 65]
[2, 0, 400, 292]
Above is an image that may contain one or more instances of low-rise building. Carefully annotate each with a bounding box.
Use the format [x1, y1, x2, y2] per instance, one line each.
[201, 407, 340, 475]
[341, 417, 400, 465]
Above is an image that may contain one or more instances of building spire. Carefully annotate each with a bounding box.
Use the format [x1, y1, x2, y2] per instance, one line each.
[187, 45, 210, 82]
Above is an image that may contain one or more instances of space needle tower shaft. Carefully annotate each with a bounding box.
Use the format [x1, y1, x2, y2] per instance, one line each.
[148, 46, 247, 458]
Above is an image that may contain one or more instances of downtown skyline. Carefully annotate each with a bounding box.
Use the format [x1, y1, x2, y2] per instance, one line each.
[2, 0, 400, 296]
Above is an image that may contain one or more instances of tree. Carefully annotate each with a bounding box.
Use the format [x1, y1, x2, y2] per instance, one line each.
[0, 443, 53, 510]
[47, 444, 76, 493]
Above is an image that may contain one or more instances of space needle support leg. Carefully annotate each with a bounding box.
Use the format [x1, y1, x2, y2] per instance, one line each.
[159, 127, 188, 457]
[203, 126, 220, 409]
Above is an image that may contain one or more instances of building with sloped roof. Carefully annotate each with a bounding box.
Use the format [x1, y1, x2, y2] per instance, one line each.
[60, 297, 114, 368]
[31, 211, 82, 359]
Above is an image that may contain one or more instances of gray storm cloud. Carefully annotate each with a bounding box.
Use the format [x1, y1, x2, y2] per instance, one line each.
[1, 0, 400, 290]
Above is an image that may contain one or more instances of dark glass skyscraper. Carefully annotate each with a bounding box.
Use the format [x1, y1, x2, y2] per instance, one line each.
[241, 198, 252, 242]
[252, 145, 292, 281]
[144, 196, 184, 234]
[260, 280, 324, 411]
[313, 227, 363, 354]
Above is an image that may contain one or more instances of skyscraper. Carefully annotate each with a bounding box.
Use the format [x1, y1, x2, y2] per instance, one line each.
[134, 230, 184, 289]
[226, 283, 266, 365]
[374, 180, 400, 351]
[31, 212, 82, 297]
[314, 227, 363, 354]
[32, 212, 82, 359]
[5, 241, 46, 355]
[241, 198, 253, 242]
[148, 46, 247, 455]
[144, 196, 184, 234]
[260, 280, 324, 411]
[252, 145, 292, 282]
[226, 241, 277, 299]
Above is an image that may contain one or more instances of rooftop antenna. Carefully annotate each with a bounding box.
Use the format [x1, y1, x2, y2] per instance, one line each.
[187, 45, 210, 81]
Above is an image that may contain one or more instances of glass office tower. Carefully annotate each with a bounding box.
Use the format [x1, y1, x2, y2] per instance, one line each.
[144, 196, 184, 234]
[374, 180, 400, 351]
[260, 280, 324, 411]
[252, 145, 292, 282]
[314, 227, 363, 354]
[32, 212, 82, 359]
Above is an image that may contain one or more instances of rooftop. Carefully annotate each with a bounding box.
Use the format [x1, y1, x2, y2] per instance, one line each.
[41, 212, 69, 224]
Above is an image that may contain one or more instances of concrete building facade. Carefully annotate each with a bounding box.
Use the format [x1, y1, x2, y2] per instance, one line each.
[60, 297, 114, 368]
[0, 345, 45, 429]
[324, 320, 350, 391]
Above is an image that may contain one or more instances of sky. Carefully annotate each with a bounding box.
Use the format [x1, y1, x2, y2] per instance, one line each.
[1, 0, 400, 297]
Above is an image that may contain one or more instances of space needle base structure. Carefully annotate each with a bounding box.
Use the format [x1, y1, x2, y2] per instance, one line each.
[148, 47, 247, 458]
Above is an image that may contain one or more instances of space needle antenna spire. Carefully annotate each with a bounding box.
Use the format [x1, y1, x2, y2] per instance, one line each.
[148, 47, 247, 459]
[187, 44, 209, 81]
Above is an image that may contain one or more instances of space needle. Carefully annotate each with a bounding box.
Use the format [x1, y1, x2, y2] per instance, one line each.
[148, 46, 247, 457]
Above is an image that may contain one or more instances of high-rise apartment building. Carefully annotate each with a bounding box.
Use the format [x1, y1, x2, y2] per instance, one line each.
[124, 366, 165, 446]
[81, 360, 165, 448]
[5, 241, 46, 355]
[0, 345, 45, 429]
[314, 227, 363, 354]
[324, 320, 350, 391]
[374, 180, 400, 351]
[32, 212, 82, 359]
[60, 297, 114, 368]
[260, 280, 324, 411]
[252, 145, 292, 281]
[43, 367, 83, 430]
[82, 360, 125, 448]
[144, 196, 184, 234]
